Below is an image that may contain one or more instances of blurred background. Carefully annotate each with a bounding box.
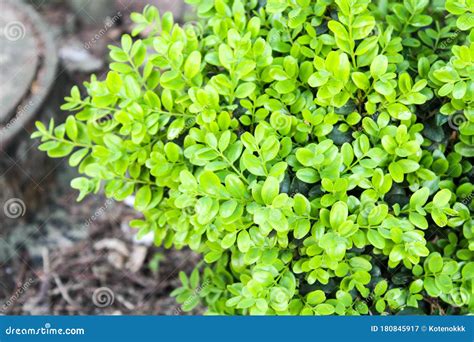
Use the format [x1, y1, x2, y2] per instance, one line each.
[0, 0, 201, 315]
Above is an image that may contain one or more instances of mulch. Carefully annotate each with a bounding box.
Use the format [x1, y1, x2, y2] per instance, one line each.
[0, 0, 201, 316]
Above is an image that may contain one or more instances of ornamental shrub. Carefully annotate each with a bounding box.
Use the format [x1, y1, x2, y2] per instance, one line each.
[33, 0, 473, 315]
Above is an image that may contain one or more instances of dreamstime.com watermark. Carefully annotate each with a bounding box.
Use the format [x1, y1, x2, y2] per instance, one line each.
[0, 100, 35, 137]
[83, 12, 122, 50]
[4, 323, 85, 336]
[82, 198, 114, 229]
[439, 28, 463, 50]
[460, 192, 473, 206]
[1, 278, 35, 313]
[173, 280, 211, 315]
[438, 15, 474, 50]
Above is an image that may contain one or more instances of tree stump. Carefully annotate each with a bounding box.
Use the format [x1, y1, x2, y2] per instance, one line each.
[0, 0, 58, 226]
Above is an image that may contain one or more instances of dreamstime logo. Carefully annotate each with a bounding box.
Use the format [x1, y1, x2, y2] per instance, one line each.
[2, 21, 26, 41]
[3, 198, 26, 219]
[448, 287, 469, 307]
[272, 113, 290, 131]
[288, 189, 301, 197]
[184, 206, 195, 216]
[92, 287, 115, 308]
[358, 202, 374, 219]
[183, 20, 204, 38]
[92, 114, 114, 131]
[448, 111, 467, 131]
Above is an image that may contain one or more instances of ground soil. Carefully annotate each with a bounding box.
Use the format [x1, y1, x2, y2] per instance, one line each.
[0, 0, 202, 315]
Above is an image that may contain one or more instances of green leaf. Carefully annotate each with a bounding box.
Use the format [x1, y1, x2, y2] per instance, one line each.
[47, 144, 74, 158]
[225, 174, 247, 199]
[135, 185, 151, 211]
[307, 290, 326, 305]
[218, 131, 231, 152]
[320, 233, 347, 260]
[71, 177, 91, 201]
[184, 51, 201, 79]
[69, 148, 89, 167]
[428, 252, 443, 273]
[235, 82, 256, 98]
[424, 277, 440, 297]
[266, 0, 289, 13]
[352, 15, 375, 39]
[296, 168, 318, 183]
[328, 21, 351, 53]
[314, 303, 335, 315]
[167, 118, 185, 140]
[409, 212, 428, 229]
[296, 148, 315, 166]
[431, 208, 448, 227]
[293, 194, 310, 216]
[106, 71, 122, 93]
[374, 280, 388, 296]
[218, 44, 233, 69]
[409, 279, 424, 294]
[237, 230, 251, 253]
[341, 143, 354, 167]
[410, 187, 430, 207]
[351, 72, 370, 90]
[121, 34, 132, 53]
[124, 75, 141, 99]
[204, 251, 222, 263]
[375, 299, 386, 313]
[387, 103, 411, 120]
[196, 197, 218, 225]
[242, 153, 266, 176]
[433, 189, 451, 207]
[330, 201, 348, 229]
[261, 176, 280, 205]
[457, 13, 474, 30]
[389, 161, 404, 183]
[397, 159, 419, 173]
[374, 80, 393, 96]
[199, 170, 223, 196]
[221, 232, 237, 249]
[274, 79, 296, 94]
[190, 268, 200, 288]
[65, 116, 78, 141]
[220, 200, 238, 218]
[370, 55, 388, 79]
[389, 244, 405, 263]
[294, 219, 311, 239]
[349, 256, 372, 271]
[367, 229, 386, 249]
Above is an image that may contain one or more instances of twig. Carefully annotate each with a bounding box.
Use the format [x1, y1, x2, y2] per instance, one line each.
[52, 273, 82, 313]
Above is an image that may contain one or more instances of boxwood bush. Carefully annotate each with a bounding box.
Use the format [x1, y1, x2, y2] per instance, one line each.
[33, 0, 473, 315]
